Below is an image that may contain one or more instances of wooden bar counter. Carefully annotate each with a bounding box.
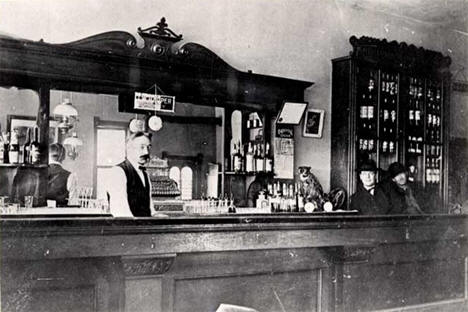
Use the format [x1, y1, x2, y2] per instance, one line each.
[1, 214, 467, 312]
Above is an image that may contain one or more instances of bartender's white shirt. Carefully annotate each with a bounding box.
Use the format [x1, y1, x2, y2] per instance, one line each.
[107, 160, 154, 217]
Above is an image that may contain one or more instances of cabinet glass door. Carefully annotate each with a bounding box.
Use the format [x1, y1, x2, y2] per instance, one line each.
[424, 79, 443, 194]
[356, 68, 378, 166]
[377, 70, 399, 174]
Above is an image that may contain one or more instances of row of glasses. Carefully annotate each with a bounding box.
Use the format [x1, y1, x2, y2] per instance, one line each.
[183, 198, 232, 215]
[0, 196, 31, 214]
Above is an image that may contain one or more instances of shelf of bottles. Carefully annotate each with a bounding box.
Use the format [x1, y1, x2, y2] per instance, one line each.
[229, 112, 273, 175]
[378, 71, 399, 170]
[0, 125, 42, 167]
[356, 68, 378, 164]
[424, 79, 443, 188]
[405, 77, 425, 183]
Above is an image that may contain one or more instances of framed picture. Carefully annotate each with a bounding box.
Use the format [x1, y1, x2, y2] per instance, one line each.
[7, 115, 58, 144]
[275, 101, 308, 125]
[303, 109, 325, 138]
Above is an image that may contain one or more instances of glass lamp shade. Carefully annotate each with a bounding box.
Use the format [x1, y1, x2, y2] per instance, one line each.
[53, 98, 79, 118]
[63, 132, 83, 146]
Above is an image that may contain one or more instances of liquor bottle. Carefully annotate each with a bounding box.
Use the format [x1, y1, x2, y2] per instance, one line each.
[390, 110, 396, 124]
[0, 127, 4, 164]
[409, 109, 414, 126]
[256, 144, 264, 172]
[265, 142, 273, 172]
[231, 143, 236, 171]
[382, 140, 388, 153]
[2, 132, 9, 164]
[233, 143, 242, 172]
[30, 126, 41, 164]
[416, 137, 422, 154]
[245, 142, 254, 173]
[9, 130, 19, 164]
[252, 144, 258, 173]
[389, 141, 395, 153]
[415, 109, 421, 127]
[21, 128, 31, 164]
[408, 137, 414, 154]
[368, 139, 374, 152]
[383, 109, 389, 123]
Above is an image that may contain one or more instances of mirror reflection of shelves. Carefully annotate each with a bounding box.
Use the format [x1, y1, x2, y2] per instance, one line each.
[223, 109, 275, 207]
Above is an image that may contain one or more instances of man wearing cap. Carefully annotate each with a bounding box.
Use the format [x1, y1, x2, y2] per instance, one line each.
[382, 162, 423, 214]
[107, 131, 156, 217]
[349, 159, 391, 214]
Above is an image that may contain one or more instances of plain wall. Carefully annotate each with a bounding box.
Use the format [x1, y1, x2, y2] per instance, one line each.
[0, 0, 466, 191]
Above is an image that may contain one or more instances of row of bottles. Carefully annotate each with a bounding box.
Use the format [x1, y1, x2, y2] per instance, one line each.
[358, 73, 377, 136]
[261, 182, 304, 213]
[380, 72, 398, 143]
[426, 157, 441, 184]
[231, 141, 273, 173]
[0, 125, 41, 165]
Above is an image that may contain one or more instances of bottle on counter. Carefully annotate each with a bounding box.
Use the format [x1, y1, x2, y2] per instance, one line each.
[8, 130, 19, 164]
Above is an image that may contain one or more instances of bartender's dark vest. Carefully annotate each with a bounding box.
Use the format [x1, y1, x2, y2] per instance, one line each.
[47, 163, 71, 206]
[117, 160, 151, 217]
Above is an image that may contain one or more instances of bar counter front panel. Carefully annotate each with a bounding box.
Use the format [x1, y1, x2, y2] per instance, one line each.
[1, 214, 467, 312]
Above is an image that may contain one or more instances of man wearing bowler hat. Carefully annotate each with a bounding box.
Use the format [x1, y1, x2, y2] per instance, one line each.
[349, 159, 391, 214]
[382, 162, 423, 214]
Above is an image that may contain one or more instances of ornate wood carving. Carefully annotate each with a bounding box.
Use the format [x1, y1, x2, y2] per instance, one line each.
[349, 36, 451, 77]
[138, 17, 183, 42]
[121, 254, 176, 276]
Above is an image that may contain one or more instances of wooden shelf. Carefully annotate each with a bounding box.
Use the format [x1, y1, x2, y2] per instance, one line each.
[223, 171, 274, 176]
[0, 163, 48, 168]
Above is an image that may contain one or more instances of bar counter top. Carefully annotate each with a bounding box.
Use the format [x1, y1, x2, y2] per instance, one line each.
[1, 213, 466, 259]
[1, 214, 467, 312]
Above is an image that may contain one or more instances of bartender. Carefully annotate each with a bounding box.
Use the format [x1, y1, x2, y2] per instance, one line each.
[48, 143, 77, 206]
[107, 131, 156, 217]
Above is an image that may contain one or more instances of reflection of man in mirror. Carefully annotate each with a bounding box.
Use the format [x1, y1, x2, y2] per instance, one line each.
[306, 113, 319, 134]
[47, 143, 77, 206]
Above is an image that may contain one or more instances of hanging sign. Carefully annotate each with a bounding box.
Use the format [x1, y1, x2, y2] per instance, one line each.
[134, 92, 176, 113]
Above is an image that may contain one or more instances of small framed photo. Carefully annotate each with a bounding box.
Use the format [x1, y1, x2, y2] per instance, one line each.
[303, 109, 325, 138]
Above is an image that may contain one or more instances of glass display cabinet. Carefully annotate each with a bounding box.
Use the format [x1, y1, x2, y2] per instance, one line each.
[331, 36, 451, 212]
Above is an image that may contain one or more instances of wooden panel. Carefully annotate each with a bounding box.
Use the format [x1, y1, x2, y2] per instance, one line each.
[125, 278, 162, 312]
[28, 286, 96, 312]
[342, 259, 465, 311]
[174, 270, 320, 312]
[1, 258, 123, 312]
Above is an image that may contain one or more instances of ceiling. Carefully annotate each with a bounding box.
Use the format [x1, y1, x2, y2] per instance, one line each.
[343, 0, 468, 32]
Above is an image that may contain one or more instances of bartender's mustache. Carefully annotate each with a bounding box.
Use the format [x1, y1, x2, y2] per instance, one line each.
[139, 154, 150, 161]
